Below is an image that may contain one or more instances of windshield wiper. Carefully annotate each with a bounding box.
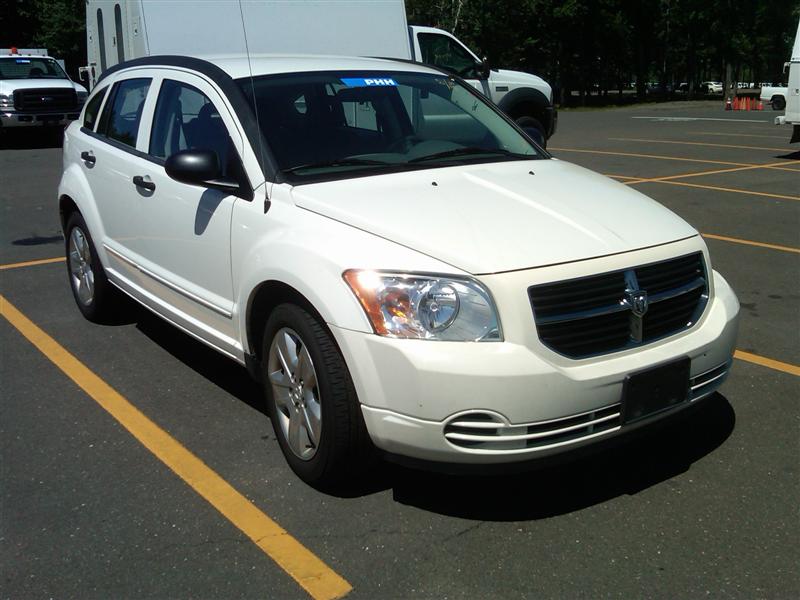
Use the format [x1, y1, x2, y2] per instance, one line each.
[282, 157, 390, 174]
[408, 147, 532, 163]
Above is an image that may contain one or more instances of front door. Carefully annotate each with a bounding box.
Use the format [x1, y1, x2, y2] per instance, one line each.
[128, 73, 247, 355]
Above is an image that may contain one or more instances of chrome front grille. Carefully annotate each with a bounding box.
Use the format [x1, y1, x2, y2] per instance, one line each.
[13, 88, 77, 112]
[529, 253, 708, 358]
[443, 406, 621, 452]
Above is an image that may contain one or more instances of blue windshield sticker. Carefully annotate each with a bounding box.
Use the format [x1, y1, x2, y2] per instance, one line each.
[16, 59, 31, 63]
[341, 77, 397, 88]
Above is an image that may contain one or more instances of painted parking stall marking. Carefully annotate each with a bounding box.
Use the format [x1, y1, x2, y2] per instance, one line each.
[0, 294, 353, 600]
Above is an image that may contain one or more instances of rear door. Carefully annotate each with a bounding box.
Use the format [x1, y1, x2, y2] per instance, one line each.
[79, 72, 155, 284]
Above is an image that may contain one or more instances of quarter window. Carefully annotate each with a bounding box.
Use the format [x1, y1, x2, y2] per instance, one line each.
[100, 78, 151, 148]
[149, 79, 231, 174]
[82, 86, 108, 130]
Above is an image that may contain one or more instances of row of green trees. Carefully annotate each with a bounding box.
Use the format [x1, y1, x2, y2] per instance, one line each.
[408, 0, 799, 104]
[2, 0, 797, 106]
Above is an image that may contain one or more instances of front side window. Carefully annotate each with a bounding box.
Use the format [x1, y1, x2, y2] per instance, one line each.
[0, 57, 68, 80]
[83, 86, 108, 130]
[100, 78, 150, 148]
[240, 71, 542, 183]
[418, 33, 479, 79]
[149, 79, 233, 174]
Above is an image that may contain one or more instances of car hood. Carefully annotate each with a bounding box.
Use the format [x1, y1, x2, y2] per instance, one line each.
[291, 160, 697, 274]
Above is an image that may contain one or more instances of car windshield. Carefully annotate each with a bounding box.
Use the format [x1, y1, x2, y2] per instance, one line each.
[238, 70, 544, 182]
[0, 57, 68, 80]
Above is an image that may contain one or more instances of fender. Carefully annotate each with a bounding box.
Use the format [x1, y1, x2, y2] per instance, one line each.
[58, 159, 108, 266]
[231, 193, 462, 356]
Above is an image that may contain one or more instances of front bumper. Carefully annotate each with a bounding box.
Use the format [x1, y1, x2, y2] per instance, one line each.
[331, 244, 739, 465]
[0, 111, 80, 128]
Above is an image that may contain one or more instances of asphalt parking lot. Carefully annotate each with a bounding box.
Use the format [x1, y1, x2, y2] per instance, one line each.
[1, 101, 798, 599]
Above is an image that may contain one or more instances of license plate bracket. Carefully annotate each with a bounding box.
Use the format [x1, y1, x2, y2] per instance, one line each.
[622, 357, 690, 424]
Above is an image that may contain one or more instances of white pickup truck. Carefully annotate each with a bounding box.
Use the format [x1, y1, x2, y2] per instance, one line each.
[82, 0, 556, 143]
[0, 48, 87, 131]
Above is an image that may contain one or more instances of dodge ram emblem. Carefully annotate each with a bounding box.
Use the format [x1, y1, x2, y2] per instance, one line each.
[626, 289, 649, 317]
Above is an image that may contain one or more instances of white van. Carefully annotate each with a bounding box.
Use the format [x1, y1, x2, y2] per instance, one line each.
[82, 0, 556, 142]
[774, 18, 800, 143]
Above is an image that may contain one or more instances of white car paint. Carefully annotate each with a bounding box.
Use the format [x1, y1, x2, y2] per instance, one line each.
[59, 55, 739, 469]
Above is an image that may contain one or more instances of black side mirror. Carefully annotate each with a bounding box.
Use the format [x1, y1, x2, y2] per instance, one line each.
[164, 149, 239, 192]
[479, 56, 492, 79]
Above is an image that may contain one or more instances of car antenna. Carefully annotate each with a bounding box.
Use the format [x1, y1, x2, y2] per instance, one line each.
[238, 0, 271, 214]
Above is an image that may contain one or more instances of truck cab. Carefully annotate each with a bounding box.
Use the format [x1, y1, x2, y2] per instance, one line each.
[409, 26, 556, 144]
[0, 48, 87, 131]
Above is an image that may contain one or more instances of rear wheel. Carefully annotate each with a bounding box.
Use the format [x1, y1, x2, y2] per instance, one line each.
[771, 95, 786, 111]
[65, 211, 119, 322]
[261, 303, 374, 489]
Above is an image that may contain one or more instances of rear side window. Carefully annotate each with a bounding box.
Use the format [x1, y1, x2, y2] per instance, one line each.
[149, 79, 231, 173]
[82, 86, 108, 130]
[99, 78, 150, 148]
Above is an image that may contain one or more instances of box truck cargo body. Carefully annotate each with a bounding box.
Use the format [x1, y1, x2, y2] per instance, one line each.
[84, 0, 555, 141]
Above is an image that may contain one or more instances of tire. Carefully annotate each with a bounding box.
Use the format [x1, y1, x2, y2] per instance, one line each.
[261, 303, 374, 489]
[771, 95, 786, 111]
[515, 116, 547, 148]
[64, 211, 119, 322]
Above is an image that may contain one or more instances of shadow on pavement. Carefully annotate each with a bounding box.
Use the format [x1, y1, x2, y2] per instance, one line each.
[388, 393, 735, 520]
[0, 128, 64, 150]
[133, 305, 267, 416]
[125, 300, 735, 515]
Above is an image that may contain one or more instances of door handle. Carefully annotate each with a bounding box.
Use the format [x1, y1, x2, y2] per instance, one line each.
[80, 151, 96, 164]
[132, 175, 156, 191]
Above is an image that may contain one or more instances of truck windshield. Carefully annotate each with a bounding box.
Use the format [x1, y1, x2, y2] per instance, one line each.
[238, 71, 544, 182]
[0, 57, 68, 80]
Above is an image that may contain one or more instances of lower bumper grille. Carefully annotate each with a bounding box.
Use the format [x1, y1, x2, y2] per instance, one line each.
[690, 360, 731, 400]
[444, 406, 621, 452]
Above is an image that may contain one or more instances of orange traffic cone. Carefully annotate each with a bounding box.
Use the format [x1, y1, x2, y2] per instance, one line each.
[733, 96, 739, 110]
[725, 97, 732, 110]
[757, 99, 764, 111]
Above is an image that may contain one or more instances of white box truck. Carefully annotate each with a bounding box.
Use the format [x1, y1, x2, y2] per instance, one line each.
[774, 18, 800, 143]
[83, 0, 556, 143]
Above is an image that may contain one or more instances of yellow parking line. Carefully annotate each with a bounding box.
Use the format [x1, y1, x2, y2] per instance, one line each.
[609, 137, 793, 153]
[702, 233, 800, 254]
[622, 160, 800, 186]
[734, 350, 800, 377]
[649, 179, 800, 201]
[0, 294, 352, 600]
[551, 147, 799, 173]
[549, 147, 749, 166]
[0, 256, 65, 271]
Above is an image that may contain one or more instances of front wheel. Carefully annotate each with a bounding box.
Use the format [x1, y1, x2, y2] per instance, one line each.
[261, 303, 374, 489]
[771, 95, 786, 111]
[515, 116, 546, 148]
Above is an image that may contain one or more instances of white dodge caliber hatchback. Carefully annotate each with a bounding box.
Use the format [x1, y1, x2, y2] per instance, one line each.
[59, 55, 739, 487]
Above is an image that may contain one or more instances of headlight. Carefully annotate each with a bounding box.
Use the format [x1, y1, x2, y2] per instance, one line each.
[0, 93, 12, 108]
[343, 270, 502, 341]
[76, 90, 88, 103]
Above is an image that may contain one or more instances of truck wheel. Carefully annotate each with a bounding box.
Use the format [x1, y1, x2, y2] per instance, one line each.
[65, 211, 122, 323]
[261, 303, 374, 489]
[771, 96, 786, 111]
[515, 116, 546, 148]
